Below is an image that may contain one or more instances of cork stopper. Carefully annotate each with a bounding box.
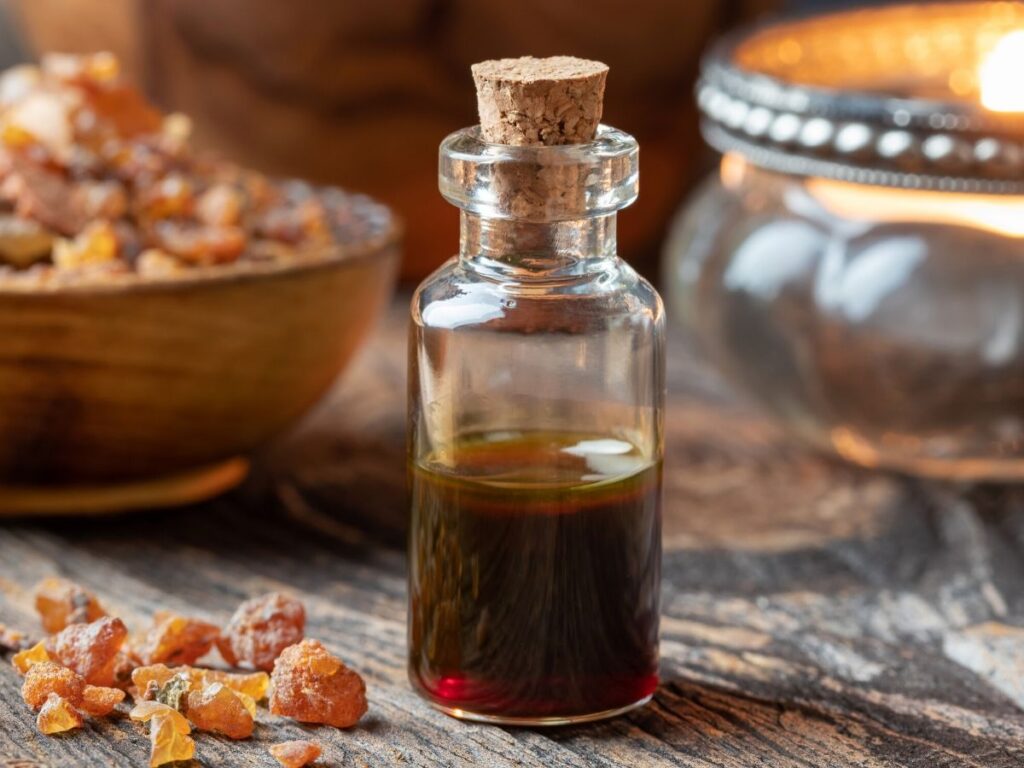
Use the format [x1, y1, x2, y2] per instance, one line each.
[472, 56, 608, 146]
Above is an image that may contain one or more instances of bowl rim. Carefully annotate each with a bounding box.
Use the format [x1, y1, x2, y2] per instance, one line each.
[0, 188, 403, 298]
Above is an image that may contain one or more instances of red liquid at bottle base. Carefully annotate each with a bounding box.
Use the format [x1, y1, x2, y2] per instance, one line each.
[408, 431, 661, 723]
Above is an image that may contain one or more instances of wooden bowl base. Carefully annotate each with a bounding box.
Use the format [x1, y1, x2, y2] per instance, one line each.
[0, 458, 249, 517]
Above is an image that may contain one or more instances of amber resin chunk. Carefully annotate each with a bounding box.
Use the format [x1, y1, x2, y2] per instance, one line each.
[196, 184, 243, 227]
[12, 639, 53, 674]
[269, 639, 367, 728]
[218, 592, 306, 671]
[52, 220, 119, 269]
[269, 740, 323, 768]
[186, 682, 255, 739]
[130, 700, 191, 733]
[22, 661, 86, 709]
[136, 174, 194, 221]
[80, 684, 126, 716]
[111, 650, 138, 688]
[131, 700, 196, 768]
[37, 693, 84, 734]
[130, 663, 192, 695]
[148, 713, 195, 767]
[34, 577, 105, 633]
[154, 671, 191, 712]
[47, 616, 128, 686]
[133, 612, 221, 665]
[131, 663, 270, 700]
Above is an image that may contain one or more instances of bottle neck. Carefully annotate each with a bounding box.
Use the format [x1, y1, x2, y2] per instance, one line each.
[459, 212, 617, 279]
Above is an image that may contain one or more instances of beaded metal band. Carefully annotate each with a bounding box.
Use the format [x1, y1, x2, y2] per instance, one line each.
[697, 4, 1024, 194]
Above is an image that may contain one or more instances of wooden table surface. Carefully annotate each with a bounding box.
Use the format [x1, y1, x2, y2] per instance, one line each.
[2, 296, 1024, 767]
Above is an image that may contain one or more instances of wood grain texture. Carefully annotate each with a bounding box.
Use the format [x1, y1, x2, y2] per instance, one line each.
[2, 296, 1024, 766]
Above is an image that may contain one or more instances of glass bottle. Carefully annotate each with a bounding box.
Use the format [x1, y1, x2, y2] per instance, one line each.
[666, 157, 1024, 481]
[662, 4, 1024, 482]
[408, 124, 665, 725]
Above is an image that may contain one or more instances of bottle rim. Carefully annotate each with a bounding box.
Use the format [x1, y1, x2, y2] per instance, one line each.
[438, 125, 639, 222]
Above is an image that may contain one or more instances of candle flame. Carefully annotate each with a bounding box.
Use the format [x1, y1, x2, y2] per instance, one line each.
[980, 30, 1024, 112]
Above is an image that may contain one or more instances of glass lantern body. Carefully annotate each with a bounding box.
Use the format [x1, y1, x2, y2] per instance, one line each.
[666, 155, 1024, 480]
[408, 127, 665, 725]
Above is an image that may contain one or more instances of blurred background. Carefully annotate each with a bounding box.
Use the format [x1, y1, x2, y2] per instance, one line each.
[0, 0, 874, 281]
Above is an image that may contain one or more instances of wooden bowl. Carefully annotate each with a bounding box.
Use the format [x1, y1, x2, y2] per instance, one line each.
[0, 195, 400, 515]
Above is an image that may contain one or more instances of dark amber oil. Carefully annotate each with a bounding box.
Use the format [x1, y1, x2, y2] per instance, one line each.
[408, 430, 661, 724]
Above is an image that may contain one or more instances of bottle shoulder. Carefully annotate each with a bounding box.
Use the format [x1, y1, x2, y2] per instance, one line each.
[411, 257, 663, 332]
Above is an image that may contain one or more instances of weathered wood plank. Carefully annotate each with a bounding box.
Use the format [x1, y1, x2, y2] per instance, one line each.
[1, 299, 1023, 767]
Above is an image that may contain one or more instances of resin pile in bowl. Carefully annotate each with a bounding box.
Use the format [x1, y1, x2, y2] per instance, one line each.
[0, 53, 400, 513]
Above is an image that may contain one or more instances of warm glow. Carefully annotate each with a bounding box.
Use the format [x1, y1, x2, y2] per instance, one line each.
[980, 30, 1024, 112]
[722, 153, 1024, 239]
[720, 151, 749, 189]
[808, 177, 1024, 238]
